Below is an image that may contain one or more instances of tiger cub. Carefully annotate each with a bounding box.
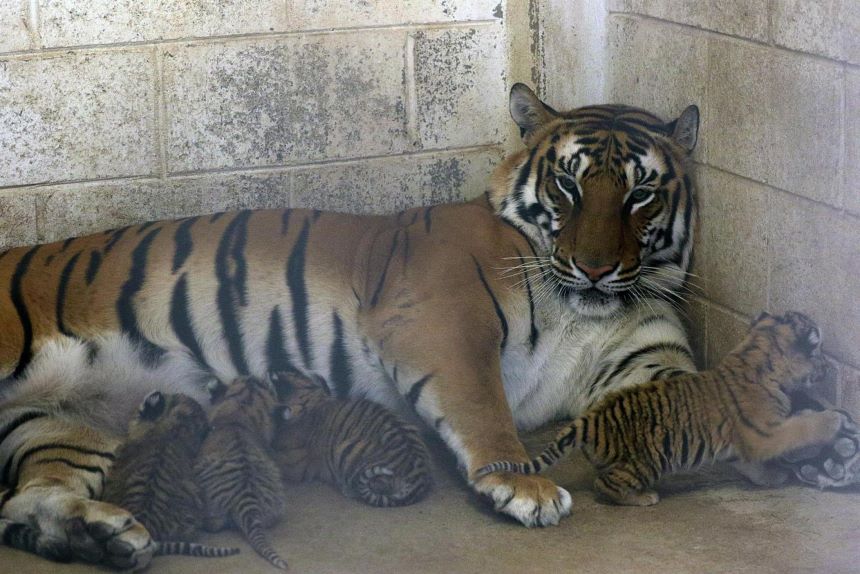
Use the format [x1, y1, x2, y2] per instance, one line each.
[103, 391, 240, 559]
[195, 376, 288, 570]
[271, 371, 433, 507]
[476, 311, 857, 506]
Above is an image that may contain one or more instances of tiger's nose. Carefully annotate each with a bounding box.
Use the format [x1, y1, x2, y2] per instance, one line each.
[574, 261, 615, 282]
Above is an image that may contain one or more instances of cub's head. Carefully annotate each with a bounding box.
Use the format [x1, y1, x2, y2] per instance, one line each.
[209, 375, 281, 440]
[748, 311, 832, 390]
[128, 391, 209, 449]
[270, 370, 332, 422]
[492, 84, 699, 317]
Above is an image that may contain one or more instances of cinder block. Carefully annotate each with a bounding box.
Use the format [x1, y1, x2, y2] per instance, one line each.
[287, 0, 501, 29]
[0, 50, 157, 187]
[292, 148, 503, 213]
[0, 191, 37, 249]
[705, 302, 749, 368]
[767, 192, 860, 367]
[695, 167, 769, 316]
[609, 0, 767, 42]
[35, 180, 181, 242]
[0, 1, 32, 53]
[164, 33, 409, 173]
[413, 24, 507, 149]
[706, 38, 842, 206]
[35, 173, 291, 242]
[39, 0, 288, 47]
[606, 16, 708, 159]
[770, 0, 845, 61]
[173, 172, 291, 217]
[845, 69, 860, 216]
[840, 363, 860, 419]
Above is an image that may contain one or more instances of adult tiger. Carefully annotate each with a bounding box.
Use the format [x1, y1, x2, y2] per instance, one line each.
[0, 84, 851, 569]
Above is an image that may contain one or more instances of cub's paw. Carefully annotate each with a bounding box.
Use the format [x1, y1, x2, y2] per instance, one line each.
[4, 488, 154, 570]
[471, 472, 571, 527]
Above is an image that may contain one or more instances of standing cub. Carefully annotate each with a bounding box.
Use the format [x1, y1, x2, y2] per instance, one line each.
[477, 311, 855, 505]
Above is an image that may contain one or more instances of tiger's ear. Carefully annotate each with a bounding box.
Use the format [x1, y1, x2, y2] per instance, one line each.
[509, 83, 559, 142]
[666, 105, 699, 152]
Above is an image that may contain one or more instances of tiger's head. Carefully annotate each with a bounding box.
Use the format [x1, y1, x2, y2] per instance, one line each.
[270, 370, 332, 421]
[491, 84, 699, 318]
[209, 375, 281, 441]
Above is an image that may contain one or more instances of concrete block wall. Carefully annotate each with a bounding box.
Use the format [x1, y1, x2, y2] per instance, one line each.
[537, 0, 859, 411]
[1, 1, 537, 247]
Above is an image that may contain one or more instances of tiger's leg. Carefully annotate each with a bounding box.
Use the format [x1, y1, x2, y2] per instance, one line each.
[0, 409, 154, 570]
[369, 330, 571, 527]
[593, 463, 660, 506]
[779, 393, 860, 489]
[742, 410, 858, 463]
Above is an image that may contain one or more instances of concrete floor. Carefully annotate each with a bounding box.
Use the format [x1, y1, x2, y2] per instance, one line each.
[4, 427, 860, 574]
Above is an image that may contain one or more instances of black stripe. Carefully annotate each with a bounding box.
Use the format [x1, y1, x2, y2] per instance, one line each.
[265, 306, 298, 389]
[230, 211, 251, 306]
[602, 342, 693, 389]
[210, 212, 225, 223]
[516, 250, 539, 350]
[402, 229, 411, 267]
[0, 488, 13, 512]
[104, 227, 129, 254]
[116, 228, 165, 366]
[60, 237, 75, 252]
[32, 457, 105, 477]
[723, 377, 771, 437]
[328, 312, 354, 399]
[84, 250, 102, 285]
[172, 216, 198, 273]
[169, 273, 210, 372]
[214, 211, 253, 375]
[406, 374, 433, 408]
[471, 256, 508, 350]
[423, 206, 434, 233]
[370, 230, 400, 307]
[136, 221, 157, 235]
[10, 246, 41, 378]
[56, 251, 82, 337]
[4, 443, 115, 485]
[287, 217, 314, 369]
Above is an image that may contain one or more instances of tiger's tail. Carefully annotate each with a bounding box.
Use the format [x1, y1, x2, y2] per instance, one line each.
[474, 417, 586, 478]
[0, 518, 72, 562]
[155, 541, 241, 558]
[236, 507, 288, 570]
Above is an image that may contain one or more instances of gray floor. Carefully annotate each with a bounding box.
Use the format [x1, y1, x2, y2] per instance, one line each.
[4, 427, 860, 573]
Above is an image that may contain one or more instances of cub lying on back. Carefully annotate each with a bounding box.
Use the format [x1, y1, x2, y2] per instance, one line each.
[271, 371, 433, 508]
[477, 311, 856, 506]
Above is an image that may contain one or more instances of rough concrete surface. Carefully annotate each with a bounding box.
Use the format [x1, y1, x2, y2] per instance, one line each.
[3, 427, 859, 573]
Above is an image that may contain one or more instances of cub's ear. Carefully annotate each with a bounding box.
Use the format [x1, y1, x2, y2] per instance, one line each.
[140, 391, 166, 421]
[509, 83, 559, 142]
[804, 326, 823, 354]
[276, 405, 294, 421]
[666, 104, 699, 152]
[206, 378, 226, 404]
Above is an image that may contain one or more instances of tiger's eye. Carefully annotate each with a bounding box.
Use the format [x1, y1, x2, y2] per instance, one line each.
[630, 188, 654, 203]
[556, 175, 577, 193]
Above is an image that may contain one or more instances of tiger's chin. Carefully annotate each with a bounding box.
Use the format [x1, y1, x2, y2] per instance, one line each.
[565, 288, 623, 319]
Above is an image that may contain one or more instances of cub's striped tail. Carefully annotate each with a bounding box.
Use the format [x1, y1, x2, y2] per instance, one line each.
[237, 507, 288, 570]
[0, 518, 72, 562]
[155, 541, 241, 558]
[475, 418, 585, 478]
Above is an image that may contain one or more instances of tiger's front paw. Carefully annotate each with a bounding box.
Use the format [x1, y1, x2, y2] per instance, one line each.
[783, 413, 860, 489]
[471, 472, 571, 527]
[4, 488, 154, 570]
